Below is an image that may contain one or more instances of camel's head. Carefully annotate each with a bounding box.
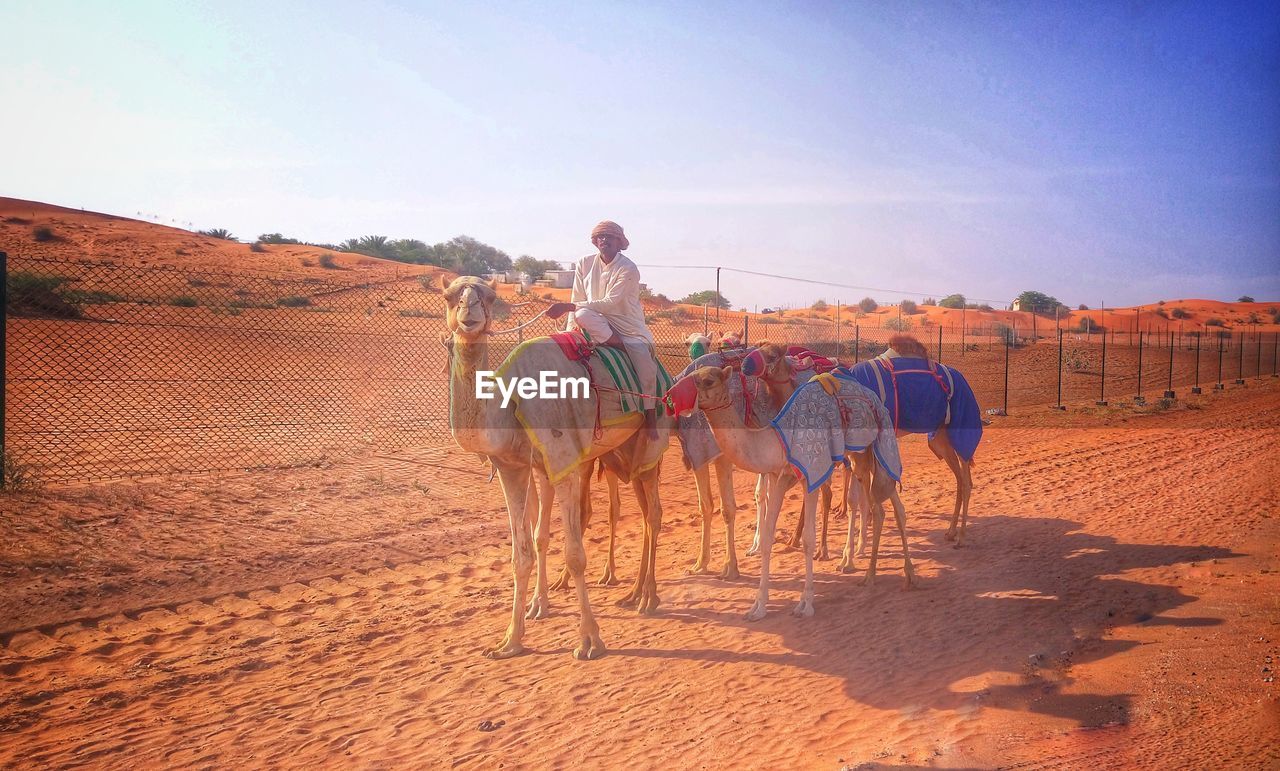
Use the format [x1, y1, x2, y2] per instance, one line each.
[756, 341, 792, 382]
[690, 365, 734, 412]
[443, 275, 499, 340]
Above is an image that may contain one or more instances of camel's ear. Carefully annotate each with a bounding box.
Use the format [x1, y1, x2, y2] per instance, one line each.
[719, 365, 733, 382]
[487, 278, 499, 291]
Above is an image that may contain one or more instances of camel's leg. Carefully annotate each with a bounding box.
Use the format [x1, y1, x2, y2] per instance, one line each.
[840, 459, 872, 573]
[551, 464, 594, 591]
[556, 468, 605, 660]
[688, 462, 715, 575]
[632, 469, 663, 614]
[714, 456, 740, 579]
[816, 479, 832, 561]
[956, 459, 973, 547]
[884, 481, 915, 589]
[598, 469, 622, 585]
[839, 471, 860, 574]
[746, 471, 789, 621]
[930, 431, 967, 545]
[525, 468, 554, 619]
[794, 488, 818, 617]
[487, 461, 536, 658]
[746, 473, 768, 556]
[863, 487, 888, 588]
[619, 469, 662, 614]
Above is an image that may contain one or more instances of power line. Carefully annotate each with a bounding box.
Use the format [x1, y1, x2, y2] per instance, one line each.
[633, 263, 1010, 306]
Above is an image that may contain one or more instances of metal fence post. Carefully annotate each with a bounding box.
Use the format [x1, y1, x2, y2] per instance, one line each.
[1003, 325, 1010, 415]
[1163, 328, 1175, 399]
[1055, 327, 1064, 410]
[1097, 320, 1108, 406]
[1192, 332, 1202, 394]
[743, 313, 750, 346]
[1, 251, 6, 488]
[1273, 332, 1278, 378]
[1135, 330, 1145, 404]
[854, 324, 860, 363]
[1235, 330, 1245, 384]
[1256, 331, 1263, 380]
[1215, 333, 1225, 390]
[937, 324, 943, 363]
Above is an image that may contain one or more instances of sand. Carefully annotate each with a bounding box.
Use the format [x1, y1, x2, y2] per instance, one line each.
[2, 197, 1278, 768]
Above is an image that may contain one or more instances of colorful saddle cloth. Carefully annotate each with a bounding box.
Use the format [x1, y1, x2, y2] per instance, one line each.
[771, 375, 902, 492]
[840, 355, 982, 462]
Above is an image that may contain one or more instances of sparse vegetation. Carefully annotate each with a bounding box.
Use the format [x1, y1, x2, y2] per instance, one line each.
[1171, 308, 1191, 319]
[513, 255, 562, 280]
[858, 297, 878, 313]
[199, 228, 236, 241]
[5, 272, 83, 318]
[939, 294, 966, 309]
[1205, 317, 1225, 327]
[1078, 303, 1089, 311]
[277, 296, 312, 308]
[257, 233, 302, 244]
[811, 299, 828, 311]
[32, 226, 56, 242]
[171, 296, 198, 307]
[1238, 295, 1255, 303]
[398, 309, 441, 319]
[900, 299, 918, 315]
[677, 290, 732, 309]
[2, 452, 37, 490]
[885, 317, 914, 331]
[249, 241, 267, 253]
[319, 253, 339, 270]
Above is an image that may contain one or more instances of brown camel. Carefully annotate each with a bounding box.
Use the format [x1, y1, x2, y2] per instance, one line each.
[444, 276, 667, 659]
[689, 366, 914, 615]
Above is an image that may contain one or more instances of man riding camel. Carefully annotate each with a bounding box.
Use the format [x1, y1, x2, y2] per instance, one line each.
[547, 220, 659, 438]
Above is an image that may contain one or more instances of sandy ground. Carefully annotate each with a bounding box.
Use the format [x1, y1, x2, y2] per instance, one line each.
[2, 377, 1278, 769]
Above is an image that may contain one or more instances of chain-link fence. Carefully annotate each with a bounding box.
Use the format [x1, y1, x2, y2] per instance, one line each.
[4, 252, 1279, 482]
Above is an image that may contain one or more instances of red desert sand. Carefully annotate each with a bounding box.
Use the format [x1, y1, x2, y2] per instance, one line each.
[1, 198, 1278, 768]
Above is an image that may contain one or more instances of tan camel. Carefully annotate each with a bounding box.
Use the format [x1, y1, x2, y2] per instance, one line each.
[689, 366, 914, 617]
[750, 342, 847, 561]
[444, 276, 666, 659]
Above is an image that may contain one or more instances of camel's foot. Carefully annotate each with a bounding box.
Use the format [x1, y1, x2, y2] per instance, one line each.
[838, 553, 856, 574]
[861, 571, 877, 587]
[792, 595, 815, 618]
[786, 535, 802, 550]
[745, 598, 768, 622]
[719, 561, 740, 581]
[597, 564, 620, 586]
[686, 560, 712, 576]
[815, 546, 830, 561]
[572, 633, 607, 660]
[636, 587, 661, 616]
[484, 635, 526, 660]
[524, 593, 551, 620]
[549, 567, 571, 592]
[902, 575, 916, 591]
[944, 527, 957, 542]
[745, 540, 761, 558]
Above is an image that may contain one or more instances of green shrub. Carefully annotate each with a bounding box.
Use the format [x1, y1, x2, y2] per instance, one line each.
[5, 272, 82, 318]
[199, 228, 236, 240]
[171, 296, 198, 307]
[1171, 308, 1191, 319]
[885, 317, 913, 331]
[249, 241, 267, 253]
[277, 296, 312, 308]
[32, 226, 56, 242]
[1205, 317, 1225, 327]
[858, 297, 878, 313]
[811, 299, 828, 311]
[900, 299, 918, 315]
[2, 452, 37, 490]
[319, 253, 339, 269]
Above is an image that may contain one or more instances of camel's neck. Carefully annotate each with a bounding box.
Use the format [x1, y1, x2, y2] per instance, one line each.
[702, 397, 786, 474]
[449, 335, 512, 454]
[762, 370, 796, 410]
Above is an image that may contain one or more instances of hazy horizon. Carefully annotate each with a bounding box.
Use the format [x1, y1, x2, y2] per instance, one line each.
[3, 1, 1277, 310]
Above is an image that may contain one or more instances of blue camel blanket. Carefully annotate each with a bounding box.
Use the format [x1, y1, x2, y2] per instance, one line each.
[840, 356, 982, 462]
[770, 376, 902, 492]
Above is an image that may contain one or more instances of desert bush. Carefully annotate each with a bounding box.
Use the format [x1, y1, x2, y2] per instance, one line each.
[249, 241, 267, 253]
[758, 316, 780, 324]
[319, 253, 340, 270]
[64, 289, 123, 304]
[171, 296, 198, 307]
[277, 296, 312, 308]
[922, 297, 936, 306]
[1171, 307, 1191, 319]
[258, 233, 301, 244]
[1074, 317, 1101, 333]
[5, 272, 82, 318]
[398, 309, 441, 319]
[1205, 317, 1225, 327]
[939, 294, 965, 309]
[1238, 295, 1255, 303]
[900, 299, 918, 315]
[1078, 303, 1089, 311]
[188, 278, 210, 287]
[32, 226, 56, 242]
[885, 317, 913, 331]
[1153, 307, 1169, 319]
[811, 299, 828, 311]
[199, 228, 236, 241]
[2, 452, 37, 490]
[858, 297, 878, 313]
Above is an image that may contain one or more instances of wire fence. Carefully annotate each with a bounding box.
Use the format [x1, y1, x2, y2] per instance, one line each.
[4, 252, 1279, 482]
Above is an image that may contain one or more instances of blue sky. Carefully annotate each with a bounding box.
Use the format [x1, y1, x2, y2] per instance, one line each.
[3, 0, 1277, 309]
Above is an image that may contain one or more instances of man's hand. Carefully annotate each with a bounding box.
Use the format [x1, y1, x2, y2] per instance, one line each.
[546, 302, 576, 320]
